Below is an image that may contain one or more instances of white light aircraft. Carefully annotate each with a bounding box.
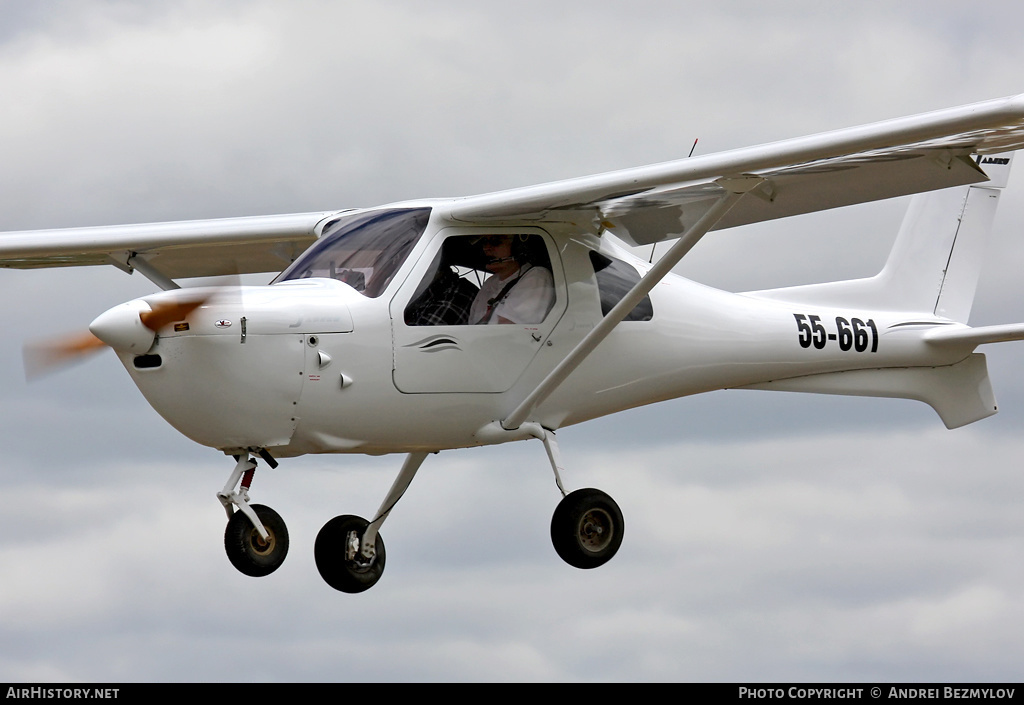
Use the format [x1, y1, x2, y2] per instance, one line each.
[6, 95, 1024, 593]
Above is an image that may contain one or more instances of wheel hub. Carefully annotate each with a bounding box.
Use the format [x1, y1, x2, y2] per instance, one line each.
[578, 508, 613, 552]
[344, 529, 376, 571]
[248, 528, 276, 555]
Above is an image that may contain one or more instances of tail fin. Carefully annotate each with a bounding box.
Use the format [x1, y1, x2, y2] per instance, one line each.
[884, 154, 1010, 322]
[748, 152, 1014, 321]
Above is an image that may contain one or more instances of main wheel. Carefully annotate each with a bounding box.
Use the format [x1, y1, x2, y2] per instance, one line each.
[224, 504, 289, 577]
[551, 488, 624, 569]
[314, 514, 386, 593]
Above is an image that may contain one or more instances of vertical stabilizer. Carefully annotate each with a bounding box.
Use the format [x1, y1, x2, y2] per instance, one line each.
[747, 153, 1014, 321]
[874, 183, 996, 321]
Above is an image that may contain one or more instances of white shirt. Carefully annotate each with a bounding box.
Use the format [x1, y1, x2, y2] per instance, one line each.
[470, 266, 555, 325]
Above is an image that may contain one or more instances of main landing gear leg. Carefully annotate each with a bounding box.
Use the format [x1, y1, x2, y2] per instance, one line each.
[217, 453, 289, 577]
[542, 429, 568, 498]
[315, 451, 429, 593]
[542, 430, 624, 569]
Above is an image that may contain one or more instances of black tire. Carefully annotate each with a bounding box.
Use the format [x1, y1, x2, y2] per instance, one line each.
[551, 488, 624, 569]
[314, 514, 386, 593]
[224, 504, 289, 577]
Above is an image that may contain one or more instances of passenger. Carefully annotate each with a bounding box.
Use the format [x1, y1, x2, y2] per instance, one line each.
[405, 264, 478, 326]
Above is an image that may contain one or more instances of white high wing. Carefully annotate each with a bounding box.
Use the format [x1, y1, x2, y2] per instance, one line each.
[5, 95, 1024, 593]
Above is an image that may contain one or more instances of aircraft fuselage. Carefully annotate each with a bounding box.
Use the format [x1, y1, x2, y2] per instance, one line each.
[104, 206, 968, 458]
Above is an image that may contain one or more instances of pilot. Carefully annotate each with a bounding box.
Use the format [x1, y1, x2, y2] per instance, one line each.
[470, 235, 555, 325]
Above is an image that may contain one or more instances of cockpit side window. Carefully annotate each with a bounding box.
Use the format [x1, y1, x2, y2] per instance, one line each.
[405, 233, 555, 325]
[273, 208, 430, 297]
[589, 251, 654, 321]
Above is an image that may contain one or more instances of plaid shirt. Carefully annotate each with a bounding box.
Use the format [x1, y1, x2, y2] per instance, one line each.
[405, 268, 479, 326]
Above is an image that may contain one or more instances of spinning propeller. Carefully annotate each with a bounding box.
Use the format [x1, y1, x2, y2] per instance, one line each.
[24, 291, 212, 379]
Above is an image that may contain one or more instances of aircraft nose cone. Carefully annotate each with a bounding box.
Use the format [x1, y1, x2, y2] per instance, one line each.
[89, 300, 156, 353]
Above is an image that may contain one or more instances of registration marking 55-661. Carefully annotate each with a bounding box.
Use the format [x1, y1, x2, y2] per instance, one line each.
[793, 313, 878, 353]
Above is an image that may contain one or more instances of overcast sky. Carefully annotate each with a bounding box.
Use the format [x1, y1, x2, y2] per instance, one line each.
[2, 0, 1024, 682]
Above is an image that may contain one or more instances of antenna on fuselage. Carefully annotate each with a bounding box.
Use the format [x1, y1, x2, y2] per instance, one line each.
[650, 138, 700, 264]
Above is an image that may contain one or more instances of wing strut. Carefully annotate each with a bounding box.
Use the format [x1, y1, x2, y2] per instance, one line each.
[128, 253, 180, 291]
[502, 175, 764, 431]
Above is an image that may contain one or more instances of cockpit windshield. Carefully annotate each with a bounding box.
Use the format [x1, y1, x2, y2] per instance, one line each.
[273, 207, 431, 297]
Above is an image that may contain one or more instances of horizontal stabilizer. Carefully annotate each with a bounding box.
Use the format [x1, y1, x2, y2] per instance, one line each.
[737, 354, 997, 429]
[924, 322, 1024, 347]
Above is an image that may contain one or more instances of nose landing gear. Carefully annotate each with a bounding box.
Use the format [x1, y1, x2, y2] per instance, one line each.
[218, 453, 289, 577]
[224, 503, 289, 577]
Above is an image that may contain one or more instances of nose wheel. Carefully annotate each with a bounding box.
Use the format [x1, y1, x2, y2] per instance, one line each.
[315, 515, 387, 593]
[224, 503, 290, 577]
[551, 488, 623, 569]
[218, 453, 289, 577]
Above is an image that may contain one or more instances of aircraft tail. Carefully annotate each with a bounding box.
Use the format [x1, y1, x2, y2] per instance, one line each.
[748, 152, 1014, 322]
[738, 154, 1015, 428]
